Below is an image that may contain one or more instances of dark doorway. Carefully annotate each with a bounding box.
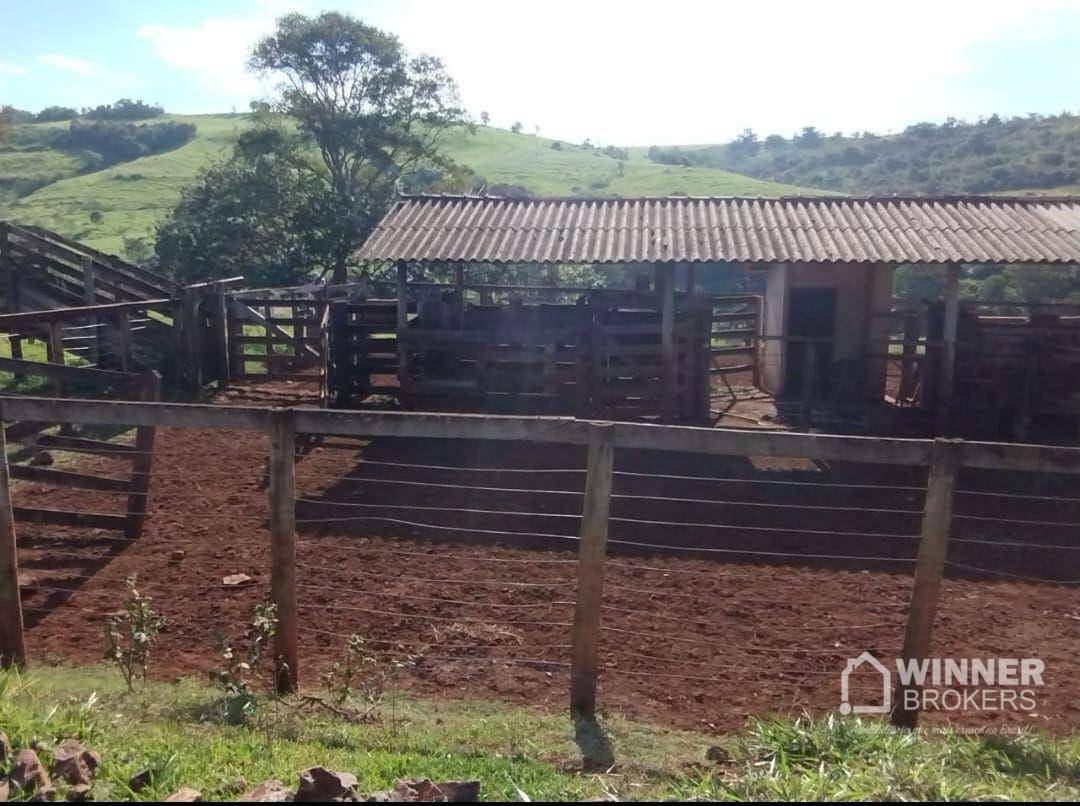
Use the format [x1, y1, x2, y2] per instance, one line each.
[785, 287, 837, 398]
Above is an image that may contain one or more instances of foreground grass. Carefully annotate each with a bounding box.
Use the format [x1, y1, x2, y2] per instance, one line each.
[1, 666, 1077, 801]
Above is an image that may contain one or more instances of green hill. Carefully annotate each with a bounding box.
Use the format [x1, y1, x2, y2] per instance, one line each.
[0, 115, 818, 256]
[643, 113, 1080, 196]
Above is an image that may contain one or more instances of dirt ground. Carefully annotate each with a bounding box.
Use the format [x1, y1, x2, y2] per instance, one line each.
[13, 380, 1080, 735]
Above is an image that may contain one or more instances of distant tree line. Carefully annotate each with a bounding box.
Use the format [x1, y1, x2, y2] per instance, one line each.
[647, 112, 1080, 194]
[1, 98, 166, 126]
[50, 119, 196, 170]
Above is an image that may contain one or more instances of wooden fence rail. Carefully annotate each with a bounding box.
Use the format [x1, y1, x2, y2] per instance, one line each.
[1, 395, 1078, 726]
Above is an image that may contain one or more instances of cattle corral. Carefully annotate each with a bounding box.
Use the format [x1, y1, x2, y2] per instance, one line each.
[2, 385, 1078, 737]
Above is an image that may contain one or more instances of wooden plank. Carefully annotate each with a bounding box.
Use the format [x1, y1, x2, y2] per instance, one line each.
[0, 356, 141, 385]
[570, 422, 614, 719]
[9, 465, 132, 492]
[891, 439, 960, 729]
[0, 423, 27, 668]
[0, 298, 172, 328]
[34, 433, 138, 455]
[268, 409, 299, 694]
[12, 506, 127, 530]
[397, 261, 410, 394]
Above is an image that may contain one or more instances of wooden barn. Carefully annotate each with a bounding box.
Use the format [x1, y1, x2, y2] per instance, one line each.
[354, 193, 1080, 437]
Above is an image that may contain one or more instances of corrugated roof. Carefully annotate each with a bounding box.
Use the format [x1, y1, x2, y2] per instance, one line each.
[355, 194, 1080, 265]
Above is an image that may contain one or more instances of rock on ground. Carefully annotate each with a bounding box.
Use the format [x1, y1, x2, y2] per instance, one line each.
[50, 739, 100, 786]
[164, 787, 203, 802]
[295, 767, 358, 802]
[9, 749, 51, 794]
[240, 780, 294, 802]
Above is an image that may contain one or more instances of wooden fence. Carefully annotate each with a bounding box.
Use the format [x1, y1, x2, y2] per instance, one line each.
[226, 294, 330, 397]
[1, 394, 1078, 726]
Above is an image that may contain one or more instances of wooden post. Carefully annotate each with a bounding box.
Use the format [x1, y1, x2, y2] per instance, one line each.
[123, 372, 161, 541]
[329, 302, 351, 406]
[1016, 338, 1039, 441]
[268, 408, 299, 694]
[685, 263, 696, 293]
[181, 287, 202, 397]
[935, 264, 961, 435]
[801, 339, 818, 429]
[752, 295, 764, 389]
[82, 259, 99, 369]
[0, 222, 18, 314]
[570, 422, 615, 720]
[454, 264, 466, 328]
[659, 266, 676, 423]
[396, 261, 410, 397]
[117, 309, 132, 372]
[899, 311, 919, 403]
[891, 437, 962, 729]
[209, 283, 229, 388]
[0, 418, 27, 669]
[47, 321, 66, 399]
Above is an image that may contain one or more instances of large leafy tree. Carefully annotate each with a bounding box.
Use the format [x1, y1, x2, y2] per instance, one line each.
[250, 11, 466, 282]
[155, 123, 333, 286]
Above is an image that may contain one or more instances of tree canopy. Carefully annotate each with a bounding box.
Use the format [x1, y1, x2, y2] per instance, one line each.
[249, 11, 466, 282]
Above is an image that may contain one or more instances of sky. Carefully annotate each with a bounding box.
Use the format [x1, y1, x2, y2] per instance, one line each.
[2, 0, 1080, 146]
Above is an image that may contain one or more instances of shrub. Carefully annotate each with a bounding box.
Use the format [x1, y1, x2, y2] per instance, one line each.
[102, 575, 166, 691]
[53, 120, 195, 168]
[34, 106, 78, 122]
[81, 98, 164, 121]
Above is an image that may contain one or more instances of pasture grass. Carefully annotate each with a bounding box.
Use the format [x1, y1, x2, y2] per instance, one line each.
[0, 665, 1077, 801]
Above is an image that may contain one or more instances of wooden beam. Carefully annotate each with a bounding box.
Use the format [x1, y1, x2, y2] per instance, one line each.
[268, 408, 299, 694]
[891, 438, 961, 729]
[935, 264, 961, 435]
[0, 298, 172, 328]
[8, 465, 132, 492]
[0, 356, 142, 385]
[570, 422, 614, 719]
[0, 423, 27, 668]
[3, 394, 1080, 474]
[12, 507, 127, 530]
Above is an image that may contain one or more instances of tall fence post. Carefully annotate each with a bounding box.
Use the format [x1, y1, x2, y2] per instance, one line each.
[123, 372, 161, 541]
[570, 421, 615, 720]
[181, 287, 202, 397]
[209, 283, 230, 389]
[268, 407, 299, 694]
[0, 413, 27, 669]
[891, 437, 962, 729]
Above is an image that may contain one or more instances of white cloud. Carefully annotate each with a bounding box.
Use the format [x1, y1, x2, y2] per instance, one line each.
[38, 53, 97, 75]
[0, 61, 28, 77]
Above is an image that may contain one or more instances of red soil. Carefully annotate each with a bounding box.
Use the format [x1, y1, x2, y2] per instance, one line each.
[13, 381, 1080, 735]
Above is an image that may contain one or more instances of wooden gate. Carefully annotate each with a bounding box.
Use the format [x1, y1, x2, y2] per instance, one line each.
[590, 291, 710, 422]
[227, 296, 329, 396]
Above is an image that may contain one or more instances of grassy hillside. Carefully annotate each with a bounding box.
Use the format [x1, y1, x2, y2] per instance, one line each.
[644, 113, 1080, 196]
[0, 116, 817, 256]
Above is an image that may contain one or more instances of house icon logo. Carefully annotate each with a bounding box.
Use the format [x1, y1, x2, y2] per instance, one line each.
[839, 651, 891, 715]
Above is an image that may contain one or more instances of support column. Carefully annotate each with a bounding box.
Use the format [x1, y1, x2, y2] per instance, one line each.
[395, 261, 410, 397]
[570, 422, 615, 719]
[268, 408, 299, 694]
[0, 417, 27, 669]
[892, 438, 961, 728]
[659, 266, 676, 422]
[935, 264, 961, 435]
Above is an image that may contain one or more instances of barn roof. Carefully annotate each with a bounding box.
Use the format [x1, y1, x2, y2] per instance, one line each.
[355, 193, 1080, 266]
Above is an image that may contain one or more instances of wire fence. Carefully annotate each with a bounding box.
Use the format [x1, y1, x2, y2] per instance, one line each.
[1, 396, 1078, 734]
